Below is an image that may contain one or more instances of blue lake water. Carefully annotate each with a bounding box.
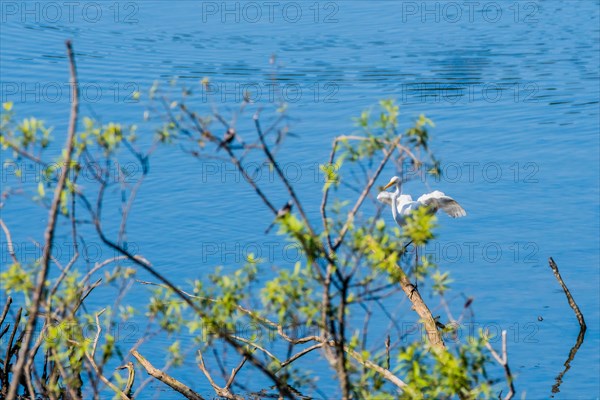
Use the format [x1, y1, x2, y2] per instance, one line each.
[1, 1, 599, 398]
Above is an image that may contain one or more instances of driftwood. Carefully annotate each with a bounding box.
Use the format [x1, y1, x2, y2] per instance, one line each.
[547, 257, 587, 395]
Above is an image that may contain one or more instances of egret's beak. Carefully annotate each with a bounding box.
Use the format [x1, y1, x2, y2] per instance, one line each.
[383, 181, 395, 190]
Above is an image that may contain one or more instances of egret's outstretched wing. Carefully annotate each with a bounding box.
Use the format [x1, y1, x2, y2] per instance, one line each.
[377, 192, 413, 207]
[417, 191, 467, 218]
[376, 191, 394, 206]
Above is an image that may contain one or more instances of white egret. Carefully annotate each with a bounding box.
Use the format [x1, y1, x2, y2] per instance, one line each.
[377, 176, 466, 227]
[377, 176, 466, 294]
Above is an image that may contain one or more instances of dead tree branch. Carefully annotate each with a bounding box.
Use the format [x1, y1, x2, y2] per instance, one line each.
[548, 257, 587, 395]
[548, 257, 586, 330]
[485, 330, 515, 400]
[132, 350, 204, 400]
[8, 39, 80, 400]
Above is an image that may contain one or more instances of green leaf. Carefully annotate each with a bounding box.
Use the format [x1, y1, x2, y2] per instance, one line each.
[37, 182, 45, 197]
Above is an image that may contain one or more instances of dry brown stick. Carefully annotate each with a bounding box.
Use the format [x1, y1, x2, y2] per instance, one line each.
[397, 268, 445, 349]
[548, 257, 586, 330]
[485, 330, 515, 400]
[342, 342, 409, 393]
[132, 357, 174, 397]
[196, 350, 219, 390]
[0, 323, 10, 340]
[7, 40, 80, 400]
[132, 350, 204, 400]
[23, 368, 36, 400]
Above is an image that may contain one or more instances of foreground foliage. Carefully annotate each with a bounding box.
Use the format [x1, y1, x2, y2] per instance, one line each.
[0, 44, 513, 399]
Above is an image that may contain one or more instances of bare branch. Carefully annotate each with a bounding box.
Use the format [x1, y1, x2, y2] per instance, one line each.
[196, 349, 245, 400]
[116, 362, 135, 398]
[396, 264, 445, 349]
[224, 356, 248, 390]
[92, 308, 106, 357]
[0, 220, 18, 264]
[4, 308, 22, 382]
[548, 257, 586, 330]
[280, 343, 325, 368]
[254, 112, 315, 236]
[0, 296, 12, 328]
[8, 40, 80, 400]
[230, 335, 279, 363]
[132, 350, 204, 400]
[485, 330, 515, 400]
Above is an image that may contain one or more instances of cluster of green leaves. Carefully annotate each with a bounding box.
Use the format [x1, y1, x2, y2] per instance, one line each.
[0, 102, 52, 151]
[344, 99, 400, 162]
[146, 259, 262, 344]
[1, 262, 36, 302]
[402, 207, 437, 246]
[397, 334, 493, 399]
[1, 102, 146, 397]
[351, 218, 405, 283]
[262, 261, 319, 325]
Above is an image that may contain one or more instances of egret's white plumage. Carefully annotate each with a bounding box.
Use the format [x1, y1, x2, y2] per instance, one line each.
[377, 176, 466, 227]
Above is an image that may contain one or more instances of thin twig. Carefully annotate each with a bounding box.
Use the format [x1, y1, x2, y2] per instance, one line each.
[92, 308, 106, 357]
[280, 343, 325, 368]
[196, 349, 244, 400]
[85, 352, 130, 400]
[4, 308, 22, 380]
[254, 113, 314, 236]
[0, 296, 12, 328]
[0, 220, 18, 264]
[224, 355, 248, 390]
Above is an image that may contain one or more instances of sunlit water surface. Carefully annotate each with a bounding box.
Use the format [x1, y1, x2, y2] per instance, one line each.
[1, 1, 599, 398]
